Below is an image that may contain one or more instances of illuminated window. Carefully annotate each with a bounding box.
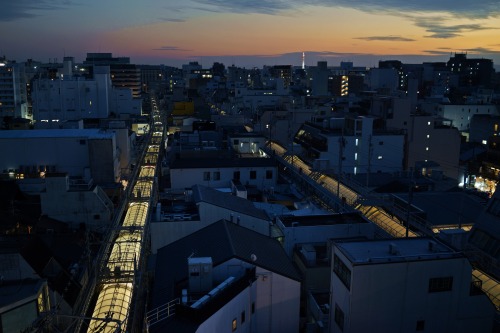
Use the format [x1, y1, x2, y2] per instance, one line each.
[354, 153, 358, 160]
[427, 121, 431, 125]
[426, 135, 430, 139]
[495, 124, 498, 132]
[378, 156, 383, 160]
[426, 147, 429, 151]
[232, 318, 237, 331]
[355, 139, 359, 146]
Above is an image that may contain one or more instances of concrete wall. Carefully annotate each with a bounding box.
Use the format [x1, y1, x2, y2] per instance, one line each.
[330, 249, 495, 333]
[170, 165, 277, 191]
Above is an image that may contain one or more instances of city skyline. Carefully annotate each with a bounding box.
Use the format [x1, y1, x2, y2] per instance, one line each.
[1, 0, 500, 68]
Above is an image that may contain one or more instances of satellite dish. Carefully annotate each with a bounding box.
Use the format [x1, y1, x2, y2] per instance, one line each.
[250, 254, 257, 262]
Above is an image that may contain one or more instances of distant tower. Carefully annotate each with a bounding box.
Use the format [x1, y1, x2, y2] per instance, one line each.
[302, 52, 305, 70]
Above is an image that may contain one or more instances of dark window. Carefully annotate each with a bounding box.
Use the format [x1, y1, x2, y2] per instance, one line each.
[334, 303, 345, 331]
[429, 277, 453, 292]
[250, 170, 257, 179]
[333, 254, 351, 290]
[251, 302, 255, 314]
[234, 139, 239, 145]
[241, 311, 245, 324]
[213, 171, 220, 181]
[379, 141, 384, 145]
[203, 171, 210, 181]
[416, 320, 425, 331]
[266, 170, 273, 179]
[80, 139, 86, 145]
[93, 214, 100, 220]
[233, 171, 240, 180]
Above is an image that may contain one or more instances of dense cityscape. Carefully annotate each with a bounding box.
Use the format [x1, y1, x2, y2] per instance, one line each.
[0, 49, 499, 333]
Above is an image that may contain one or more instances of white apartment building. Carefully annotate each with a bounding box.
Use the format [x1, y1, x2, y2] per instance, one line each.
[150, 219, 301, 333]
[295, 116, 405, 175]
[438, 103, 499, 132]
[0, 60, 29, 121]
[374, 96, 462, 180]
[32, 66, 112, 123]
[330, 238, 495, 333]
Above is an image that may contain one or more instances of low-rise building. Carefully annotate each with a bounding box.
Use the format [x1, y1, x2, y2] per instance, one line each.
[148, 219, 301, 333]
[330, 238, 495, 333]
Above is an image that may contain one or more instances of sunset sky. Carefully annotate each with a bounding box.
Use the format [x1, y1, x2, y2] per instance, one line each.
[2, 0, 500, 68]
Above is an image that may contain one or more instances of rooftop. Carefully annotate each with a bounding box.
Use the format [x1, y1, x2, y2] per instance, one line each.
[278, 211, 369, 228]
[170, 156, 276, 169]
[0, 129, 115, 140]
[192, 184, 270, 221]
[335, 237, 463, 265]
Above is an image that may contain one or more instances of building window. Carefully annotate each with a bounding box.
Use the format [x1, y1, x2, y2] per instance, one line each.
[334, 303, 345, 331]
[213, 171, 220, 180]
[203, 171, 211, 181]
[80, 139, 86, 145]
[232, 318, 237, 331]
[333, 254, 351, 290]
[266, 170, 273, 179]
[429, 277, 453, 292]
[250, 170, 257, 179]
[416, 320, 425, 331]
[251, 302, 255, 314]
[93, 214, 100, 220]
[241, 311, 245, 324]
[233, 171, 240, 180]
[379, 141, 384, 145]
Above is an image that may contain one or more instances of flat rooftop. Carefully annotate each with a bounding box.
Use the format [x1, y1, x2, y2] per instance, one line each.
[279, 212, 369, 228]
[335, 237, 463, 265]
[0, 129, 114, 139]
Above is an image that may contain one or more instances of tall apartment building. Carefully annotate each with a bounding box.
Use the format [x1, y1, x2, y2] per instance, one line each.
[84, 53, 141, 98]
[294, 115, 405, 176]
[32, 66, 112, 123]
[0, 58, 29, 123]
[373, 96, 462, 179]
[330, 238, 495, 333]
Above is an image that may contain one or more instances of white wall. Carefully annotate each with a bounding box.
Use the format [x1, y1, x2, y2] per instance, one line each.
[330, 249, 495, 333]
[254, 268, 300, 333]
[170, 165, 277, 191]
[198, 202, 270, 236]
[438, 104, 499, 131]
[321, 134, 404, 175]
[196, 283, 256, 333]
[277, 220, 375, 257]
[40, 176, 114, 229]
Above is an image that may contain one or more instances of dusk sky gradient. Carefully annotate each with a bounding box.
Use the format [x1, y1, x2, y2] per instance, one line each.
[1, 0, 500, 68]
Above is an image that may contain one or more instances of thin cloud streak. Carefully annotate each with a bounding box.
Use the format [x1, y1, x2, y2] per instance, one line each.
[0, 0, 79, 22]
[355, 36, 416, 42]
[153, 46, 192, 52]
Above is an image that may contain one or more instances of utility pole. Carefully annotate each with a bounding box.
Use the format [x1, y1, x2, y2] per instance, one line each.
[405, 167, 414, 238]
[366, 134, 373, 187]
[337, 134, 345, 198]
